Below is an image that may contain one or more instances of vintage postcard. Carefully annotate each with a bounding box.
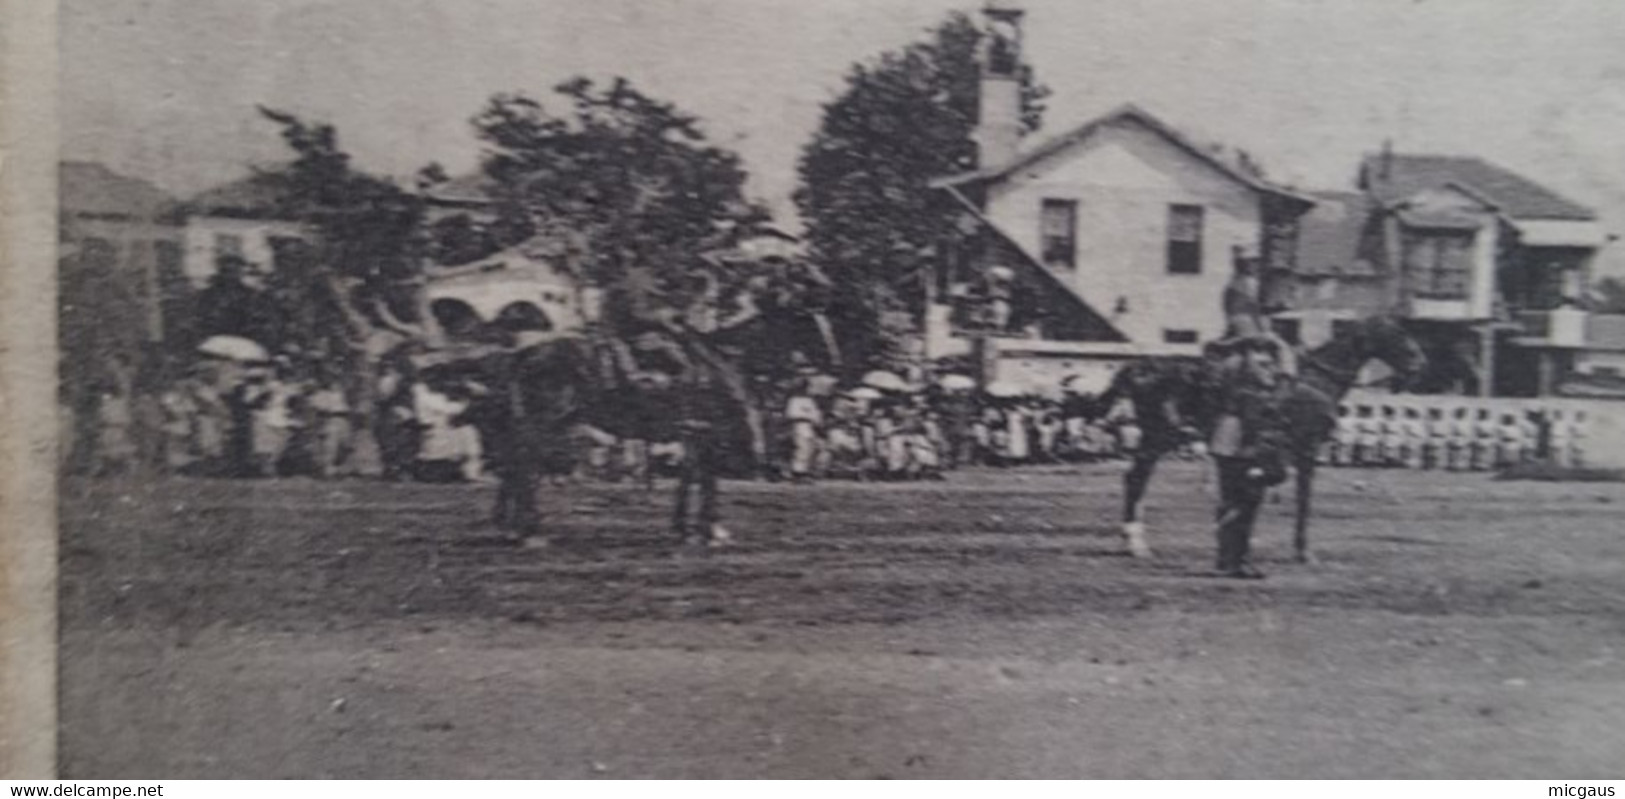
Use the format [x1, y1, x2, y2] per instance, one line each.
[5, 0, 1625, 780]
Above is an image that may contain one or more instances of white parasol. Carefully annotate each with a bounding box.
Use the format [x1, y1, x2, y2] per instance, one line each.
[938, 373, 977, 392]
[985, 380, 1025, 399]
[861, 370, 909, 392]
[197, 335, 269, 363]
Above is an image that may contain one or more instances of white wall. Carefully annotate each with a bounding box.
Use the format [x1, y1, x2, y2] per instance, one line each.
[426, 260, 584, 332]
[984, 118, 1263, 345]
[1576, 350, 1625, 377]
[182, 216, 312, 287]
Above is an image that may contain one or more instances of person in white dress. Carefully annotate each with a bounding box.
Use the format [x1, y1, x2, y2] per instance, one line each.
[785, 381, 823, 482]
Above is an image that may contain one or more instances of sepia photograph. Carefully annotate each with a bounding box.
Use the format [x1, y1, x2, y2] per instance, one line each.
[12, 0, 1625, 780]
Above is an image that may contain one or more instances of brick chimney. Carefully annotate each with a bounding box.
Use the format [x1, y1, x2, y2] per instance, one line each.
[975, 1, 1025, 169]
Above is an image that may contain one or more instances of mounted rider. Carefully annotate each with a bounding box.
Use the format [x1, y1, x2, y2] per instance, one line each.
[1217, 244, 1297, 379]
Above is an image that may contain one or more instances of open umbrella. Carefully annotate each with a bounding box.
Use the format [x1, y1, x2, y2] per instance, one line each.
[197, 335, 269, 363]
[938, 373, 976, 392]
[862, 370, 908, 393]
[985, 380, 1025, 399]
[847, 386, 884, 401]
[807, 374, 840, 397]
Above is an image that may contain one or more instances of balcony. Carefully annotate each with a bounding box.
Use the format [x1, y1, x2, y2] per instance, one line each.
[1511, 307, 1588, 348]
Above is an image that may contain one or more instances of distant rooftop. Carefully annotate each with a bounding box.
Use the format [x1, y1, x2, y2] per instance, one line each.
[186, 171, 296, 218]
[60, 161, 175, 220]
[1361, 153, 1595, 222]
[1295, 190, 1380, 277]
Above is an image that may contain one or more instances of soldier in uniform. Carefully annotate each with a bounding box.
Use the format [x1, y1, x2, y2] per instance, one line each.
[1447, 407, 1474, 471]
[1219, 246, 1297, 378]
[1472, 408, 1498, 471]
[1401, 406, 1426, 469]
[1207, 338, 1289, 579]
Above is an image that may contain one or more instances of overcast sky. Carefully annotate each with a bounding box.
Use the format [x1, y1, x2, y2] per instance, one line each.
[62, 0, 1625, 273]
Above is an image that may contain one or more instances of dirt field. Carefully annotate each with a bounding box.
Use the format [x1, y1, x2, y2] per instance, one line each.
[59, 462, 1625, 778]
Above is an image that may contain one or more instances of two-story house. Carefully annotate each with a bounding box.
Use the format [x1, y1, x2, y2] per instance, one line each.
[59, 161, 185, 343]
[181, 172, 314, 288]
[1355, 151, 1610, 396]
[925, 5, 1314, 392]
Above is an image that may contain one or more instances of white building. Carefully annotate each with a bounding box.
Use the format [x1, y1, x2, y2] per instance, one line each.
[180, 173, 312, 287]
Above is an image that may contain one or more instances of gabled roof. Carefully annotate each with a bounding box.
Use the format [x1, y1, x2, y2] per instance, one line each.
[186, 171, 297, 218]
[427, 239, 575, 290]
[932, 103, 1314, 206]
[937, 185, 1127, 343]
[60, 161, 176, 220]
[1360, 153, 1596, 221]
[1295, 191, 1381, 278]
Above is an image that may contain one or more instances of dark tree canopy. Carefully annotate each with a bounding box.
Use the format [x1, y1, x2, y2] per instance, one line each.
[253, 107, 432, 359]
[470, 78, 756, 288]
[794, 12, 1048, 370]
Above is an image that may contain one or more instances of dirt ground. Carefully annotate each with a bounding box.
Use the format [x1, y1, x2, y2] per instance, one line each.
[58, 462, 1625, 778]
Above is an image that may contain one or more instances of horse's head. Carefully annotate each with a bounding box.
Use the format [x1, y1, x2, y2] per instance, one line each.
[1352, 315, 1428, 391]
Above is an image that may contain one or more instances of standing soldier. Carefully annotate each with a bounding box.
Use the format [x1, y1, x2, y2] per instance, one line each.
[1207, 339, 1288, 579]
[1377, 406, 1403, 467]
[1447, 406, 1473, 472]
[1401, 406, 1426, 469]
[1520, 410, 1542, 466]
[1472, 408, 1498, 471]
[1497, 412, 1525, 469]
[1423, 407, 1450, 471]
[1564, 411, 1586, 468]
[1331, 405, 1356, 467]
[1354, 405, 1381, 467]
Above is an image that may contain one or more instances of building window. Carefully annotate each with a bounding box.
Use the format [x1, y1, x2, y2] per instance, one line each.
[1040, 199, 1077, 269]
[1401, 230, 1472, 300]
[1166, 204, 1203, 274]
[1163, 328, 1199, 344]
[213, 233, 244, 261]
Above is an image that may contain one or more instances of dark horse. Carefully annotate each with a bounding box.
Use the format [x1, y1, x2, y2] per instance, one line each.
[440, 303, 837, 546]
[1095, 316, 1427, 563]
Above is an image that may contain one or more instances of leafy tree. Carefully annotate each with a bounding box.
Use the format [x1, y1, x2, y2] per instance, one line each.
[469, 78, 755, 289]
[257, 107, 429, 337]
[254, 107, 437, 473]
[794, 11, 1048, 371]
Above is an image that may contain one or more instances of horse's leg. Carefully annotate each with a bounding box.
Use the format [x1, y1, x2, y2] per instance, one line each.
[1293, 454, 1317, 564]
[510, 460, 541, 537]
[673, 428, 714, 541]
[1121, 450, 1161, 558]
[672, 457, 694, 540]
[492, 469, 513, 529]
[640, 440, 656, 492]
[698, 434, 730, 545]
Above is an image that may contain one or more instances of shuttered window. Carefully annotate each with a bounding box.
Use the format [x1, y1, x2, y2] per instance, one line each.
[1401, 230, 1473, 299]
[1040, 199, 1077, 269]
[1166, 204, 1203, 274]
